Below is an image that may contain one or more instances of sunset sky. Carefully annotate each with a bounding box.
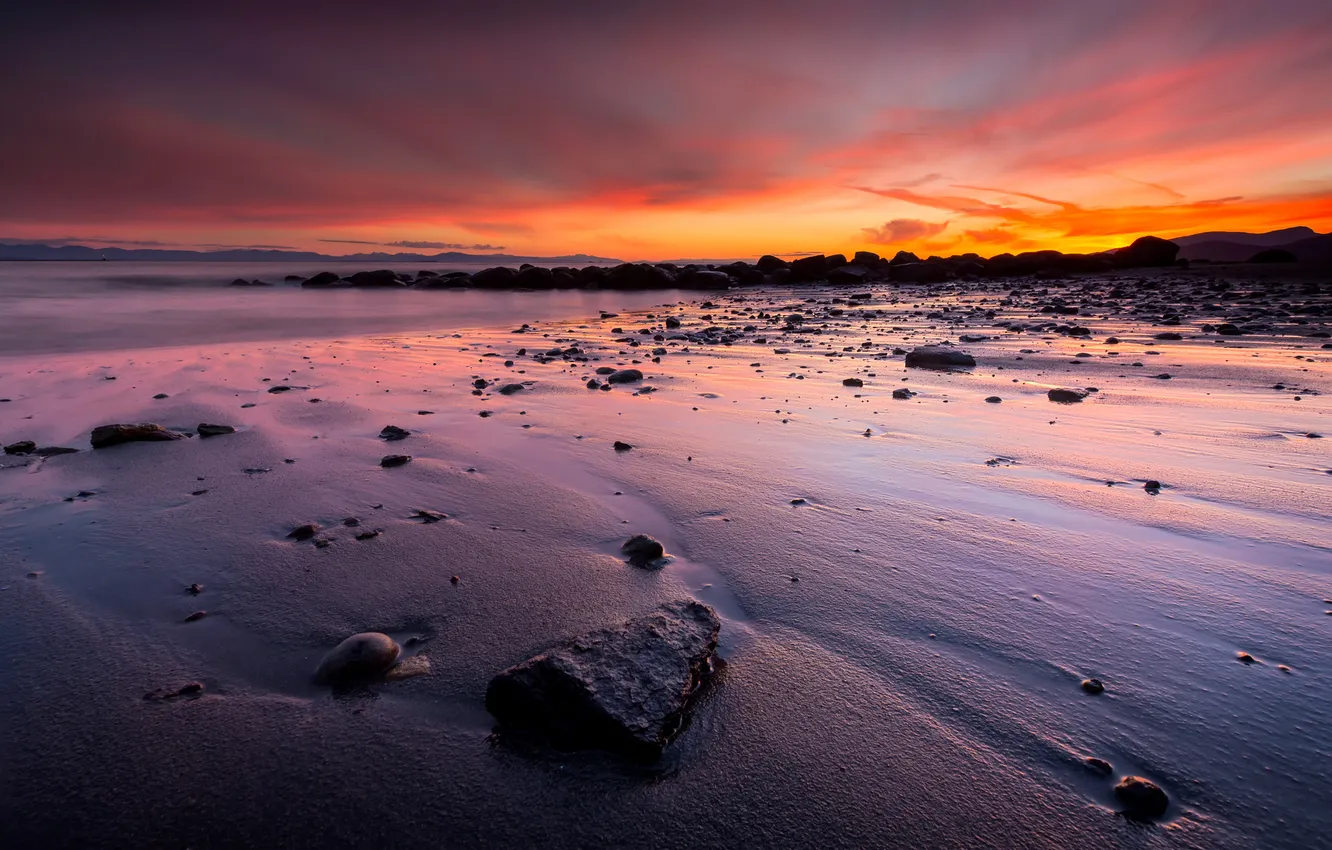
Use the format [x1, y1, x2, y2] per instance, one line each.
[2, 1, 1330, 260]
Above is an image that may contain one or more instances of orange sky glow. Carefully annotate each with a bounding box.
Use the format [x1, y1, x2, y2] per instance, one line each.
[1, 2, 1329, 260]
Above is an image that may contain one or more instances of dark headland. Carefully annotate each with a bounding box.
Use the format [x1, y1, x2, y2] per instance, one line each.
[212, 232, 1331, 291]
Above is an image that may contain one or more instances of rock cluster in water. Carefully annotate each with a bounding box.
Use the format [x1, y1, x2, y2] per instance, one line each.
[276, 236, 1188, 293]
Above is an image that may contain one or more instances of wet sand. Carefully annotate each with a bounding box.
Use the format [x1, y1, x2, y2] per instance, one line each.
[1, 268, 1329, 848]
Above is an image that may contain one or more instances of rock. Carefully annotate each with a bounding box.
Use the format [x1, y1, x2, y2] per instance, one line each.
[789, 254, 828, 280]
[890, 262, 948, 283]
[1114, 776, 1169, 819]
[187, 583, 203, 595]
[604, 263, 675, 290]
[892, 388, 914, 400]
[4, 440, 35, 455]
[152, 393, 168, 399]
[90, 423, 186, 449]
[33, 446, 80, 457]
[485, 600, 720, 761]
[287, 523, 320, 541]
[904, 347, 976, 369]
[411, 509, 447, 523]
[842, 378, 864, 387]
[379, 425, 410, 441]
[1248, 248, 1297, 263]
[1047, 388, 1089, 403]
[1081, 678, 1104, 694]
[621, 534, 665, 567]
[301, 271, 341, 287]
[381, 454, 412, 468]
[680, 269, 732, 290]
[196, 423, 235, 438]
[613, 441, 633, 452]
[756, 255, 788, 273]
[1154, 332, 1183, 340]
[386, 655, 432, 681]
[497, 383, 525, 395]
[471, 266, 518, 288]
[513, 266, 556, 288]
[144, 682, 205, 702]
[348, 269, 406, 288]
[1144, 480, 1162, 492]
[607, 369, 644, 384]
[183, 610, 207, 623]
[1216, 323, 1244, 336]
[1116, 236, 1179, 268]
[826, 264, 869, 283]
[1085, 757, 1114, 776]
[314, 632, 402, 684]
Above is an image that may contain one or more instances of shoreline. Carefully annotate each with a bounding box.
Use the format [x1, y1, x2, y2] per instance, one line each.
[2, 273, 1329, 848]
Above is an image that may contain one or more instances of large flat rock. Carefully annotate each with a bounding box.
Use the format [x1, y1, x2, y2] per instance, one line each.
[90, 423, 186, 449]
[904, 347, 976, 369]
[485, 600, 720, 760]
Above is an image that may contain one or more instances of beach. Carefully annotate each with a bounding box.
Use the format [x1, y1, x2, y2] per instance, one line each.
[2, 263, 1330, 849]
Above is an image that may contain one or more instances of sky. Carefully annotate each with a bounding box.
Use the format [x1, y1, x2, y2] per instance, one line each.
[2, 1, 1330, 260]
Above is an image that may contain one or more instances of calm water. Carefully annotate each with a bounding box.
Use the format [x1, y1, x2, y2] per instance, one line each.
[0, 261, 679, 356]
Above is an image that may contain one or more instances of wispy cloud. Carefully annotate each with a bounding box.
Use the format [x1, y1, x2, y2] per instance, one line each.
[318, 238, 505, 251]
[2, 3, 1330, 256]
[860, 219, 950, 244]
[0, 235, 181, 247]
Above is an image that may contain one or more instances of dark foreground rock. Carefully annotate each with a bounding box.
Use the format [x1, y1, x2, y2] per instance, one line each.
[486, 600, 720, 761]
[1115, 235, 1180, 268]
[90, 423, 186, 449]
[1114, 775, 1169, 819]
[607, 368, 644, 384]
[1048, 388, 1090, 403]
[196, 423, 235, 438]
[314, 632, 402, 684]
[904, 347, 976, 369]
[621, 533, 665, 567]
[301, 271, 341, 287]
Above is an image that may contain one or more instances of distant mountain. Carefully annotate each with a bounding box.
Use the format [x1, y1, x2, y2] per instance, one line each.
[1282, 232, 1332, 264]
[1178, 240, 1272, 262]
[1179, 229, 1332, 263]
[0, 242, 623, 265]
[1173, 226, 1318, 248]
